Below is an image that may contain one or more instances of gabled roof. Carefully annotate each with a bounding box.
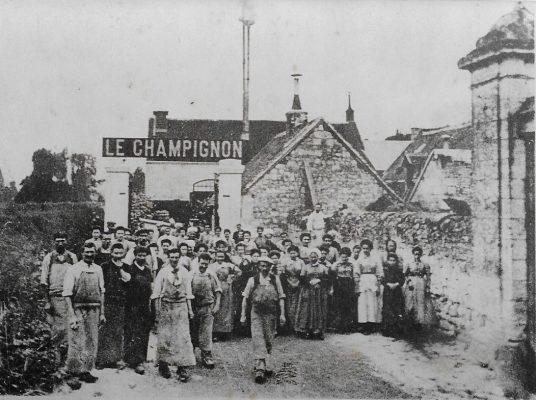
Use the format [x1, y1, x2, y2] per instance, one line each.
[382, 123, 474, 196]
[405, 148, 472, 204]
[242, 117, 404, 204]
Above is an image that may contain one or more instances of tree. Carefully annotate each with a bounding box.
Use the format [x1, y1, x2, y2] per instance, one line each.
[15, 149, 72, 203]
[130, 167, 145, 195]
[70, 153, 100, 202]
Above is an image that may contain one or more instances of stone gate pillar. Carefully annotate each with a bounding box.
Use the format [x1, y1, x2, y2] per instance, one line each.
[104, 165, 130, 228]
[217, 159, 244, 231]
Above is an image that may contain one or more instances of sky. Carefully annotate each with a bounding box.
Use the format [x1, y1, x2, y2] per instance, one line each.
[0, 0, 532, 185]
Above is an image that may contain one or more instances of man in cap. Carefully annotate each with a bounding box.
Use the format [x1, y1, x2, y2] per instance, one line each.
[40, 232, 78, 365]
[240, 256, 286, 384]
[63, 242, 105, 384]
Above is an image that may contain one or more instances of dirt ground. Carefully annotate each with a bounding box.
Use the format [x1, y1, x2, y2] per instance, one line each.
[55, 333, 410, 399]
[53, 329, 526, 400]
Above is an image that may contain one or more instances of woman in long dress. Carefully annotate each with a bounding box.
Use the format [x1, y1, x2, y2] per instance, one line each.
[211, 250, 240, 340]
[331, 247, 357, 333]
[279, 245, 305, 333]
[381, 253, 406, 337]
[403, 246, 435, 329]
[355, 239, 383, 335]
[294, 250, 330, 340]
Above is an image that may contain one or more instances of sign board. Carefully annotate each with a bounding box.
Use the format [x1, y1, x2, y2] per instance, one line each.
[102, 138, 242, 162]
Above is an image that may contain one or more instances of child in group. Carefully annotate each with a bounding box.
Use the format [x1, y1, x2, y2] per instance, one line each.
[240, 256, 286, 384]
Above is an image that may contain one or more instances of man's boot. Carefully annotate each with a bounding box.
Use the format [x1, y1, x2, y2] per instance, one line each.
[159, 362, 171, 379]
[202, 351, 215, 369]
[177, 366, 191, 382]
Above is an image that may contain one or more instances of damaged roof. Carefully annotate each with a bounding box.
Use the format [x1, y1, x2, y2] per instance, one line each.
[382, 123, 474, 196]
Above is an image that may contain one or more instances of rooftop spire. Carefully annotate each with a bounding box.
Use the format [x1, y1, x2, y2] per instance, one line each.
[346, 92, 355, 122]
[291, 73, 302, 110]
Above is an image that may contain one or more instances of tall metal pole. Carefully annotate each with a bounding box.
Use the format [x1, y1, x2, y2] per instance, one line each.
[240, 18, 254, 141]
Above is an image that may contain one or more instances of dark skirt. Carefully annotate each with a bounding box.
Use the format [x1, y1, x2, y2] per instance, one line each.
[96, 298, 125, 365]
[382, 286, 406, 334]
[295, 284, 328, 334]
[333, 278, 357, 332]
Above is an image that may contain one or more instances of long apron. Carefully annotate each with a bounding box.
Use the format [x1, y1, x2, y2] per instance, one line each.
[250, 282, 279, 360]
[157, 276, 196, 366]
[66, 269, 101, 374]
[357, 274, 380, 323]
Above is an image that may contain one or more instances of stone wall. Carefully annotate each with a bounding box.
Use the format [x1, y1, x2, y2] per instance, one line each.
[241, 126, 386, 230]
[331, 211, 508, 363]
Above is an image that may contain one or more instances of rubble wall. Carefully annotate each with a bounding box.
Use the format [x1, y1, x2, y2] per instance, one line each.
[331, 211, 505, 361]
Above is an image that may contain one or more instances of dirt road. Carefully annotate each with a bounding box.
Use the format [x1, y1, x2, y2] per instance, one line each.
[56, 334, 410, 399]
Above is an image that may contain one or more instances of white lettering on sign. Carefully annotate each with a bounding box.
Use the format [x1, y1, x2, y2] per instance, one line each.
[133, 139, 143, 156]
[233, 141, 243, 158]
[145, 140, 155, 157]
[105, 139, 114, 156]
[221, 141, 231, 158]
[116, 139, 125, 156]
[169, 140, 180, 157]
[199, 140, 209, 157]
[210, 141, 220, 158]
[156, 140, 166, 157]
[103, 138, 242, 161]
[182, 140, 192, 157]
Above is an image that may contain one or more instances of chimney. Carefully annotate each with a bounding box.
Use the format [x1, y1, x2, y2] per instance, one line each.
[346, 92, 355, 122]
[410, 127, 422, 141]
[153, 111, 168, 136]
[286, 74, 308, 134]
[441, 134, 451, 150]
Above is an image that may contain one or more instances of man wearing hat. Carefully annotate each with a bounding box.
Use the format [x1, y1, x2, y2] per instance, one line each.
[240, 256, 286, 384]
[40, 232, 78, 365]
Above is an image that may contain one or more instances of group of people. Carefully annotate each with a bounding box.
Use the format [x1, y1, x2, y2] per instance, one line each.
[39, 218, 435, 387]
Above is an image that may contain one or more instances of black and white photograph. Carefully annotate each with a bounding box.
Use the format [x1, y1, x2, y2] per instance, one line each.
[0, 0, 534, 398]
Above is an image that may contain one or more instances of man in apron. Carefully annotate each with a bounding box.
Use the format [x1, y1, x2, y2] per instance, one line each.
[62, 242, 105, 385]
[240, 256, 286, 384]
[152, 248, 196, 382]
[40, 232, 78, 366]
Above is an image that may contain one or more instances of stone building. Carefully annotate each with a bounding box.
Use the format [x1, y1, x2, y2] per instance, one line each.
[456, 3, 534, 393]
[241, 95, 403, 230]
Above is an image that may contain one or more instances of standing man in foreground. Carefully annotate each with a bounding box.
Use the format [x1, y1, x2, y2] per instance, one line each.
[62, 243, 105, 384]
[152, 248, 196, 381]
[124, 246, 153, 374]
[96, 243, 131, 369]
[40, 232, 78, 366]
[240, 256, 286, 384]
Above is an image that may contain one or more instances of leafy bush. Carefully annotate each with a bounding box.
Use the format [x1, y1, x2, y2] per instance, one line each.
[0, 202, 103, 395]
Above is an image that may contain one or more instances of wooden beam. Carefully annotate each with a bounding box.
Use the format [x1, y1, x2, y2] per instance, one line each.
[303, 161, 318, 205]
